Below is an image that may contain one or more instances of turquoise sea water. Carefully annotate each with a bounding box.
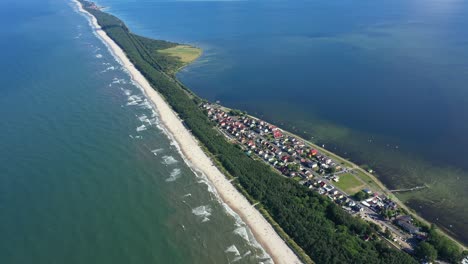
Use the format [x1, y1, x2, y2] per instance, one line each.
[0, 0, 270, 263]
[94, 0, 468, 243]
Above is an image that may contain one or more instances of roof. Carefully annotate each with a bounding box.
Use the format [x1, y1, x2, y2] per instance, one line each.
[396, 215, 419, 233]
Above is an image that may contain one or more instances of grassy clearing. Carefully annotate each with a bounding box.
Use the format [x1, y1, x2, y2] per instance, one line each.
[292, 176, 302, 182]
[158, 45, 201, 64]
[353, 170, 385, 194]
[334, 173, 365, 195]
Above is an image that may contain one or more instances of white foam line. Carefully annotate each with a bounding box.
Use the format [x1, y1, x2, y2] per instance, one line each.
[72, 1, 298, 262]
[136, 124, 147, 132]
[225, 245, 241, 256]
[166, 168, 182, 182]
[151, 148, 164, 156]
[162, 155, 178, 165]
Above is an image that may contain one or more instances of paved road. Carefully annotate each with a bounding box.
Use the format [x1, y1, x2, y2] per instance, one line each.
[215, 118, 415, 251]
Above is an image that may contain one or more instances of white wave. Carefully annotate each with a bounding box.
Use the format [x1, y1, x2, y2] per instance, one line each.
[95, 53, 103, 58]
[225, 245, 240, 256]
[192, 205, 212, 222]
[259, 259, 274, 264]
[138, 114, 148, 122]
[129, 134, 134, 139]
[151, 148, 164, 156]
[156, 124, 163, 131]
[136, 124, 147, 132]
[121, 89, 132, 96]
[112, 77, 127, 84]
[166, 168, 182, 182]
[182, 193, 192, 198]
[73, 2, 272, 259]
[145, 118, 157, 126]
[233, 226, 250, 242]
[100, 66, 115, 73]
[139, 100, 153, 109]
[162, 155, 178, 165]
[126, 101, 139, 106]
[196, 178, 217, 199]
[258, 252, 274, 263]
[128, 95, 142, 102]
[127, 95, 143, 106]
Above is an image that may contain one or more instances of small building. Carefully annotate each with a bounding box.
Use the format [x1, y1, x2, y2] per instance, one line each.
[273, 129, 282, 139]
[353, 205, 364, 212]
[361, 201, 371, 207]
[395, 215, 419, 234]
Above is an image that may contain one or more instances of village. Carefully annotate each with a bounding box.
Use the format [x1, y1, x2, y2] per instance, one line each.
[202, 103, 432, 254]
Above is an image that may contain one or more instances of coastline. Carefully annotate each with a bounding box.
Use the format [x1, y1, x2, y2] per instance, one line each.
[283, 127, 467, 250]
[251, 113, 467, 251]
[73, 0, 301, 263]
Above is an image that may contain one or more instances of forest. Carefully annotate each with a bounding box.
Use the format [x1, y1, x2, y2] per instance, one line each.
[79, 1, 465, 263]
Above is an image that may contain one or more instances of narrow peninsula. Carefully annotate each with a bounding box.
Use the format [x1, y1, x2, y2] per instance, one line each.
[75, 1, 467, 263]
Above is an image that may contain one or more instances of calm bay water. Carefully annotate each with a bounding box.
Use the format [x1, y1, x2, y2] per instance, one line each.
[94, 0, 468, 244]
[0, 0, 269, 263]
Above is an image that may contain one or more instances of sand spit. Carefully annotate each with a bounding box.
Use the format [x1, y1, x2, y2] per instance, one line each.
[73, 1, 301, 263]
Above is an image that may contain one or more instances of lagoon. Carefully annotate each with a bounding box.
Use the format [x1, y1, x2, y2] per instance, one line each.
[95, 0, 468, 244]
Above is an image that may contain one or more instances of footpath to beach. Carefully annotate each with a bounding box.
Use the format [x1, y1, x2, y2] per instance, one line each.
[73, 1, 301, 263]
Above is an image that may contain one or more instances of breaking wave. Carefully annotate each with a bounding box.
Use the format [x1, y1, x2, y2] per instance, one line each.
[127, 95, 143, 106]
[112, 77, 127, 84]
[166, 168, 182, 182]
[151, 148, 164, 156]
[139, 100, 153, 110]
[73, 3, 271, 260]
[138, 114, 148, 122]
[192, 205, 212, 222]
[136, 124, 147, 132]
[162, 155, 178, 165]
[225, 245, 240, 256]
[233, 226, 250, 242]
[121, 88, 132, 96]
[100, 65, 115, 73]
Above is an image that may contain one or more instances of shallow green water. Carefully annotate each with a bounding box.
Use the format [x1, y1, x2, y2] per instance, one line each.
[94, 0, 468, 244]
[0, 0, 270, 262]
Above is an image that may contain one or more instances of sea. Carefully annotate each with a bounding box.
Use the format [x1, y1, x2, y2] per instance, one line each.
[0, 0, 271, 263]
[91, 0, 468, 244]
[1, 1, 467, 263]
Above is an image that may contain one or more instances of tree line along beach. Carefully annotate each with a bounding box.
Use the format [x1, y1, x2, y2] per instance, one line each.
[75, 0, 467, 263]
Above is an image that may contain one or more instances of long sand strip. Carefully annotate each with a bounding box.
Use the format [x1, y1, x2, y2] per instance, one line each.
[73, 1, 302, 263]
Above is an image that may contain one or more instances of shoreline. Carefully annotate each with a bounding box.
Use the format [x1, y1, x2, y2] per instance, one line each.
[250, 112, 467, 251]
[73, 1, 302, 263]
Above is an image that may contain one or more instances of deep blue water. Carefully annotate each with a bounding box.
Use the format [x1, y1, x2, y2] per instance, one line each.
[0, 0, 269, 262]
[95, 0, 468, 243]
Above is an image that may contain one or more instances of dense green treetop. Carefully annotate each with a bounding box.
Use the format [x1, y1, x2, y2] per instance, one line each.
[78, 1, 425, 263]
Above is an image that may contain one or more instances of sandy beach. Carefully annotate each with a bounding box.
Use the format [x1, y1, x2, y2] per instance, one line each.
[74, 1, 301, 263]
